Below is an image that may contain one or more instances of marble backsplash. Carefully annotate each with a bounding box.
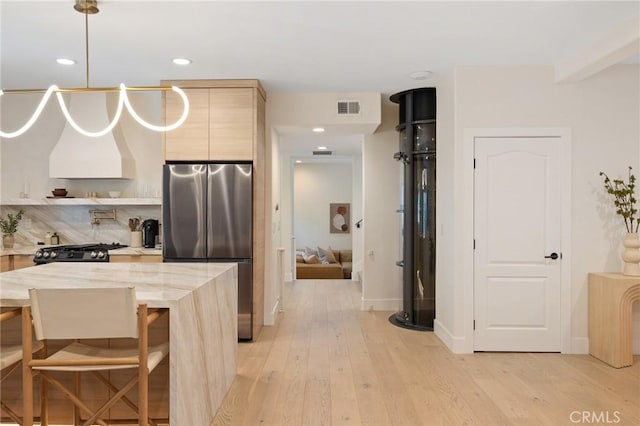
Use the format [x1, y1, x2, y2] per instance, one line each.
[1, 205, 161, 248]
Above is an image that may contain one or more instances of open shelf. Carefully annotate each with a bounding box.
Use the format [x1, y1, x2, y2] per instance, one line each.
[1, 198, 161, 206]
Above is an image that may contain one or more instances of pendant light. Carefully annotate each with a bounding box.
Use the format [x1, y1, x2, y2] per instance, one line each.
[0, 0, 189, 139]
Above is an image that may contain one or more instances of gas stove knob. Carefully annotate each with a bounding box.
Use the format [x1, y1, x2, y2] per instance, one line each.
[90, 250, 98, 258]
[43, 252, 50, 258]
[50, 251, 58, 259]
[97, 251, 106, 259]
[35, 251, 43, 258]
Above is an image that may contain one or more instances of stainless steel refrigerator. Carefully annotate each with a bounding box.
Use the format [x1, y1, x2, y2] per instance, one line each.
[162, 163, 253, 340]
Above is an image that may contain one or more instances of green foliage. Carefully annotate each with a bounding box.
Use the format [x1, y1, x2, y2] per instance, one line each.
[0, 209, 24, 235]
[600, 167, 638, 233]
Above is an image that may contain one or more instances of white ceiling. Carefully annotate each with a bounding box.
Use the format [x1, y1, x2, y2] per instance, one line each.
[1, 0, 639, 155]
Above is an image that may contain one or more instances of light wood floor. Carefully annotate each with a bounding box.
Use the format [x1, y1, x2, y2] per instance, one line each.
[212, 279, 640, 426]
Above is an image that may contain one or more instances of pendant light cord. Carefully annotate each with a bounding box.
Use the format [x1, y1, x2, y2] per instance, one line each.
[85, 8, 90, 88]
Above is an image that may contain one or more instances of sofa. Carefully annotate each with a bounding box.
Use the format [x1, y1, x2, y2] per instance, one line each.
[296, 248, 352, 279]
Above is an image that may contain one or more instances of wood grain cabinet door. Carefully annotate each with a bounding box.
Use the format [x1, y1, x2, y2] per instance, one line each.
[13, 255, 34, 270]
[1, 255, 34, 271]
[164, 88, 210, 161]
[110, 255, 162, 263]
[210, 88, 254, 161]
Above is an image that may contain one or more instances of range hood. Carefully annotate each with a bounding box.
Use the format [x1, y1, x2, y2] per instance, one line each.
[49, 92, 135, 178]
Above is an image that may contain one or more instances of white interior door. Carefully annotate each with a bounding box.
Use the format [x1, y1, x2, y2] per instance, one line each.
[474, 137, 562, 352]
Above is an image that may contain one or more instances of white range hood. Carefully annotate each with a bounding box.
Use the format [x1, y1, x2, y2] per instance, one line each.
[49, 92, 135, 179]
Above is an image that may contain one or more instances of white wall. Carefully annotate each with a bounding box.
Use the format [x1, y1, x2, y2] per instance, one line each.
[1, 93, 163, 200]
[268, 92, 381, 135]
[263, 126, 281, 325]
[434, 69, 457, 339]
[293, 162, 352, 250]
[437, 64, 640, 353]
[362, 103, 403, 311]
[351, 151, 364, 279]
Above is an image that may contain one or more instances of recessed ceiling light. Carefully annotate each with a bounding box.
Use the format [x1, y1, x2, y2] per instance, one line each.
[312, 127, 325, 133]
[172, 58, 192, 66]
[56, 58, 76, 65]
[295, 160, 302, 164]
[317, 146, 328, 150]
[409, 70, 433, 80]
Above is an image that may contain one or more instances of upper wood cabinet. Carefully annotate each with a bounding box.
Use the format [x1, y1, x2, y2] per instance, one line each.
[162, 80, 265, 161]
[164, 88, 209, 161]
[210, 88, 254, 161]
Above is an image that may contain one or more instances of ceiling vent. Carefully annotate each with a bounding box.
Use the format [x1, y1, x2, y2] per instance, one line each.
[337, 100, 360, 115]
[313, 150, 334, 156]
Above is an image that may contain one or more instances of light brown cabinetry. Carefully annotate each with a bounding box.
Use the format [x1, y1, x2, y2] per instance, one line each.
[0, 256, 9, 272]
[110, 255, 162, 263]
[210, 88, 254, 160]
[162, 79, 266, 340]
[163, 81, 262, 161]
[0, 255, 34, 272]
[164, 88, 210, 160]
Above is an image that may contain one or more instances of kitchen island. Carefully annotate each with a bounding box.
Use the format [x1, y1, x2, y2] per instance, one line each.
[0, 262, 238, 425]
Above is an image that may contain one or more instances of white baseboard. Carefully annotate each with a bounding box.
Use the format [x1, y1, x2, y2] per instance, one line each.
[360, 297, 402, 311]
[569, 337, 589, 354]
[284, 272, 293, 282]
[570, 337, 589, 354]
[434, 319, 471, 354]
[264, 299, 280, 326]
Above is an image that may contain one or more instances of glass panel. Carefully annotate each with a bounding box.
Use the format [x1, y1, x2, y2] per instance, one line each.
[414, 122, 436, 152]
[399, 127, 408, 155]
[413, 152, 436, 328]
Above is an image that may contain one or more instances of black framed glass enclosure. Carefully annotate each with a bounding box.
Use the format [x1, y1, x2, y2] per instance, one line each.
[389, 88, 436, 331]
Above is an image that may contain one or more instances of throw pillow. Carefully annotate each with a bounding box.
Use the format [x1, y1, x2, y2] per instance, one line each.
[317, 246, 338, 264]
[304, 246, 317, 257]
[316, 247, 328, 264]
[302, 253, 320, 264]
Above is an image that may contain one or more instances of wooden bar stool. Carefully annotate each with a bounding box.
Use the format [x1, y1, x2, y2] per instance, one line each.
[22, 287, 169, 426]
[1, 307, 46, 425]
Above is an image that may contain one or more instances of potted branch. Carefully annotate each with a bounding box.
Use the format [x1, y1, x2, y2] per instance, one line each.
[600, 167, 640, 275]
[0, 209, 24, 249]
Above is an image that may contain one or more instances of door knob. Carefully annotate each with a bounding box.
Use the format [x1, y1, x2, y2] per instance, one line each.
[544, 252, 560, 260]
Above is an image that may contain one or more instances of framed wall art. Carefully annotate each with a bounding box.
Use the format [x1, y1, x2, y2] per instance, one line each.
[330, 203, 350, 234]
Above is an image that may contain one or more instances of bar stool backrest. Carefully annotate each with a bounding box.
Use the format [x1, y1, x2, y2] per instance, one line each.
[29, 287, 138, 340]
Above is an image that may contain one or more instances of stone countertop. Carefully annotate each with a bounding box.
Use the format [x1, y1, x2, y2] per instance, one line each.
[0, 246, 162, 257]
[0, 262, 234, 308]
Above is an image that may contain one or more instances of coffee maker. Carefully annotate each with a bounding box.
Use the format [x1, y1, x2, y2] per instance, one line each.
[142, 219, 159, 248]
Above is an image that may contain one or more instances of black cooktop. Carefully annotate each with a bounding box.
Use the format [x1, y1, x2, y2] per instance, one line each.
[34, 243, 127, 264]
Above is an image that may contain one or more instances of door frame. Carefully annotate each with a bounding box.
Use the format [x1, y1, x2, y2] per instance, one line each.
[462, 127, 572, 353]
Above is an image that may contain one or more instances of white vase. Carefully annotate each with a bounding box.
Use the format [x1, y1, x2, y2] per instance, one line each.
[622, 232, 640, 276]
[130, 231, 142, 248]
